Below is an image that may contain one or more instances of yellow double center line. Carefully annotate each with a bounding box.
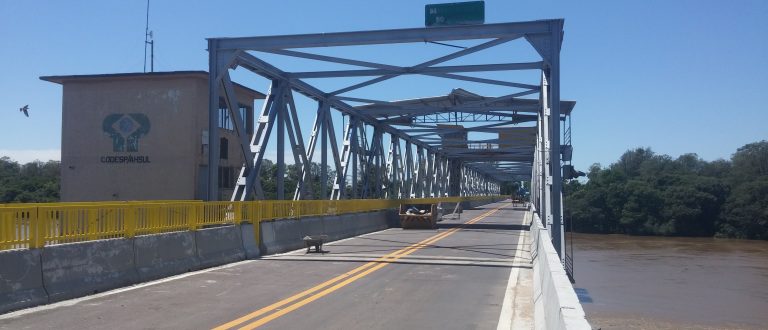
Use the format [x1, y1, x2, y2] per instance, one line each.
[214, 203, 507, 330]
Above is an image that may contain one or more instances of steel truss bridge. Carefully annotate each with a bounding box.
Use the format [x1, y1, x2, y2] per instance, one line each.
[205, 19, 574, 259]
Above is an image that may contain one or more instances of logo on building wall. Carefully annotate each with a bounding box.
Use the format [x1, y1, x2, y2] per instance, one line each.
[102, 113, 150, 152]
[100, 113, 152, 164]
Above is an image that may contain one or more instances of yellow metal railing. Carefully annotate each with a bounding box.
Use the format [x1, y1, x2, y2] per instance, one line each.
[0, 196, 502, 251]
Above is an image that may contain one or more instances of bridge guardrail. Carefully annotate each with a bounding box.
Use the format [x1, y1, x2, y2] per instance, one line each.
[529, 206, 591, 330]
[0, 196, 500, 251]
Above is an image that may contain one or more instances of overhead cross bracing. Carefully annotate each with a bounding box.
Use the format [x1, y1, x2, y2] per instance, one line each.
[206, 19, 572, 259]
[354, 88, 574, 183]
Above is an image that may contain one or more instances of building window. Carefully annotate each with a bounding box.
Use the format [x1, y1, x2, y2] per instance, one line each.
[218, 166, 236, 189]
[220, 137, 228, 159]
[218, 99, 250, 132]
[218, 107, 233, 130]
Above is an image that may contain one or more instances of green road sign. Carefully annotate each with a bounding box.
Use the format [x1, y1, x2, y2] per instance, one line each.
[425, 1, 485, 27]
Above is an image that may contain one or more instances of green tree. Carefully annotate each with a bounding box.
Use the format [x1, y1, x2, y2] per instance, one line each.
[257, 160, 336, 200]
[565, 147, 738, 238]
[0, 157, 60, 203]
[718, 141, 768, 239]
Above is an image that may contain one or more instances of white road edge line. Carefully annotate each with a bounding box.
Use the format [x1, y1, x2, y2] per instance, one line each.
[0, 227, 398, 320]
[496, 209, 529, 330]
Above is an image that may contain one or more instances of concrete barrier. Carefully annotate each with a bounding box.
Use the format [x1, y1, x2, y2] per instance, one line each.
[0, 249, 48, 314]
[240, 223, 261, 259]
[42, 239, 138, 303]
[530, 210, 591, 330]
[372, 211, 389, 231]
[134, 231, 199, 282]
[322, 214, 349, 241]
[357, 211, 388, 234]
[323, 213, 353, 240]
[260, 217, 326, 255]
[301, 216, 327, 239]
[260, 219, 298, 255]
[349, 213, 371, 236]
[195, 226, 245, 269]
[384, 209, 400, 227]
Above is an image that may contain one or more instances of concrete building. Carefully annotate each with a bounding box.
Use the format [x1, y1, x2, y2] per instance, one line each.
[41, 71, 264, 201]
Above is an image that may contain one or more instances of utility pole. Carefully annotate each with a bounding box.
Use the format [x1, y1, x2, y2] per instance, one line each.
[143, 0, 154, 72]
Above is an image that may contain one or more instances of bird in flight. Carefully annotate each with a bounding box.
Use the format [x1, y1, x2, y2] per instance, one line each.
[19, 105, 29, 117]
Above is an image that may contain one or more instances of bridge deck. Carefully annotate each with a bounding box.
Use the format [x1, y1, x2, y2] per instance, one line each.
[0, 201, 533, 330]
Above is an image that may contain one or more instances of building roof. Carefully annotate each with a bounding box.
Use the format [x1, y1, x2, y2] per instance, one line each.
[40, 71, 265, 99]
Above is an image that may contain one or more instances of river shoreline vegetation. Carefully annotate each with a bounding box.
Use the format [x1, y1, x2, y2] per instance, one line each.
[0, 156, 338, 202]
[0, 157, 59, 203]
[565, 141, 768, 240]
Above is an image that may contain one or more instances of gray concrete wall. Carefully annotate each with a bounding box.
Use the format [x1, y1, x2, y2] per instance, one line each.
[0, 249, 48, 314]
[240, 223, 261, 259]
[529, 210, 591, 330]
[42, 238, 139, 303]
[195, 226, 246, 269]
[1, 225, 250, 314]
[134, 231, 199, 282]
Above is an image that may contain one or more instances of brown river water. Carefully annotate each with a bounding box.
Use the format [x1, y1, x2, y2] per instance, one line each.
[570, 233, 768, 329]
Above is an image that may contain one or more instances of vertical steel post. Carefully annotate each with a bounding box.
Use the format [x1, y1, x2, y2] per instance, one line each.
[207, 39, 220, 201]
[321, 108, 328, 200]
[351, 119, 358, 199]
[405, 142, 414, 198]
[276, 88, 286, 200]
[549, 20, 565, 262]
[414, 146, 424, 198]
[375, 128, 385, 198]
[541, 72, 552, 231]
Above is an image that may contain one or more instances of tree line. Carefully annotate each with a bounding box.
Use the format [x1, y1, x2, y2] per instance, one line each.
[0, 156, 341, 203]
[565, 141, 768, 240]
[0, 157, 60, 203]
[257, 159, 337, 200]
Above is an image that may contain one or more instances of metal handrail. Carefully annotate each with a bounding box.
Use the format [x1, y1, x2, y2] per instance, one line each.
[0, 196, 501, 251]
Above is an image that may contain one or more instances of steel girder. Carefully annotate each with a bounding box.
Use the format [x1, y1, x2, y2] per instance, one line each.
[207, 20, 570, 259]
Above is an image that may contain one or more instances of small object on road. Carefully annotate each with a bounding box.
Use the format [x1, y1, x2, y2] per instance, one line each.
[399, 204, 438, 229]
[19, 105, 29, 117]
[303, 235, 328, 254]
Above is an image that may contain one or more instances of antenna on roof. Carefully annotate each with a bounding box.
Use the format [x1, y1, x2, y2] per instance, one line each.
[143, 0, 154, 72]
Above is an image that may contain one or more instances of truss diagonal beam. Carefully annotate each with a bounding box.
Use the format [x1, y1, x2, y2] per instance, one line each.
[287, 62, 543, 79]
[330, 37, 517, 96]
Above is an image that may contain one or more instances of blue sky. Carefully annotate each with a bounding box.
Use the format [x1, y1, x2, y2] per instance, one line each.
[1, 0, 766, 174]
